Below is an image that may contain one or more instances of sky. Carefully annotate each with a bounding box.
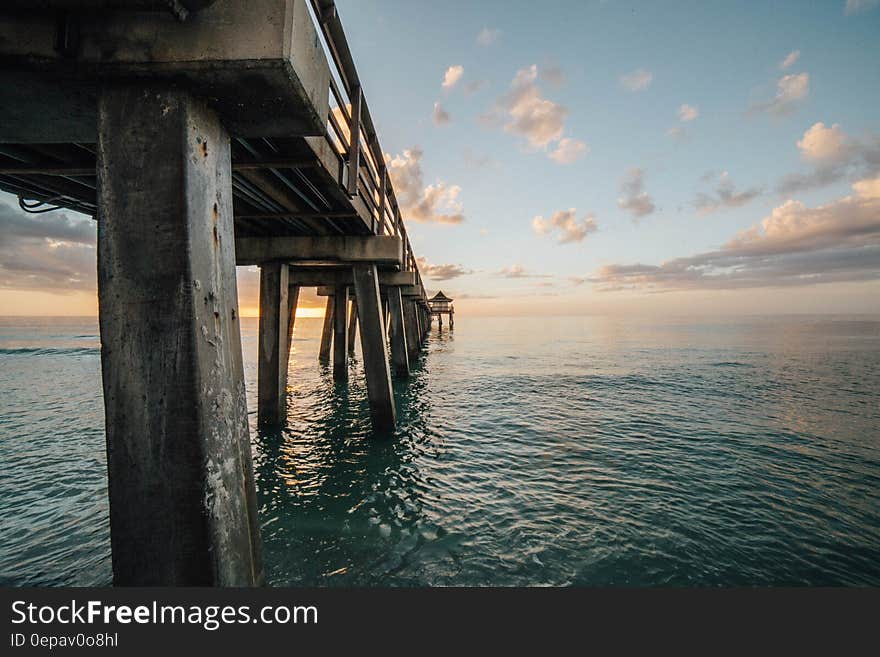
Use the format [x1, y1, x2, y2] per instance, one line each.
[1, 0, 879, 317]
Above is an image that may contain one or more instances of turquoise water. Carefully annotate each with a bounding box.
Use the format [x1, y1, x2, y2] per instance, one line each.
[1, 315, 879, 586]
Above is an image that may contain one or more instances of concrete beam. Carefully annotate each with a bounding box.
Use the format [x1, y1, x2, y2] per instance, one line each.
[289, 268, 417, 288]
[96, 86, 261, 586]
[0, 0, 331, 141]
[236, 236, 403, 267]
[400, 285, 425, 297]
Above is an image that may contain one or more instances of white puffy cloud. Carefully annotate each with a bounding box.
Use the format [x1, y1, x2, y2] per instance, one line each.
[432, 102, 450, 126]
[386, 147, 464, 224]
[486, 65, 588, 164]
[442, 65, 464, 89]
[532, 208, 598, 244]
[678, 104, 699, 122]
[548, 138, 589, 164]
[503, 65, 567, 147]
[476, 27, 500, 46]
[797, 122, 849, 162]
[619, 69, 653, 92]
[593, 176, 880, 290]
[780, 50, 801, 70]
[617, 168, 656, 218]
[778, 126, 880, 194]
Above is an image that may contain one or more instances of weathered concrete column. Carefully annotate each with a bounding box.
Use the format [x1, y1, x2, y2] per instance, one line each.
[403, 299, 420, 363]
[386, 286, 410, 378]
[286, 283, 300, 374]
[352, 264, 396, 431]
[332, 285, 349, 380]
[414, 304, 423, 346]
[97, 86, 261, 586]
[347, 299, 358, 354]
[258, 262, 290, 426]
[319, 295, 333, 363]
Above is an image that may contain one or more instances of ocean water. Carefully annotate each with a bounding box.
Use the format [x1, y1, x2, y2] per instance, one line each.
[1, 314, 879, 586]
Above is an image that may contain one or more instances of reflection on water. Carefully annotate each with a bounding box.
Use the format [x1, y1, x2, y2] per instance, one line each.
[1, 315, 879, 585]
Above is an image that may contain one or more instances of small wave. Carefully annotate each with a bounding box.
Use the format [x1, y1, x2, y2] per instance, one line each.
[0, 346, 99, 356]
[710, 361, 753, 368]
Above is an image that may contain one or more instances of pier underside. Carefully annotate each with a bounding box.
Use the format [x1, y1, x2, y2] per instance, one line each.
[0, 0, 434, 585]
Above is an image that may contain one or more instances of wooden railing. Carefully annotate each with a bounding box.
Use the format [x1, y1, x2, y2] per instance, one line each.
[308, 0, 423, 289]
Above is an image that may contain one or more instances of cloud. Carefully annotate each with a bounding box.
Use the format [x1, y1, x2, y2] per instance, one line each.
[416, 257, 472, 280]
[593, 176, 880, 291]
[678, 104, 699, 122]
[476, 27, 500, 46]
[619, 69, 653, 92]
[667, 126, 686, 140]
[0, 196, 96, 293]
[486, 65, 588, 163]
[780, 50, 801, 70]
[797, 122, 849, 162]
[693, 172, 762, 214]
[442, 65, 464, 89]
[845, 0, 879, 14]
[501, 65, 567, 147]
[464, 79, 488, 95]
[432, 102, 450, 126]
[750, 72, 810, 116]
[778, 125, 880, 194]
[540, 64, 565, 88]
[617, 168, 656, 218]
[548, 138, 589, 164]
[495, 265, 551, 279]
[532, 208, 598, 244]
[386, 147, 464, 224]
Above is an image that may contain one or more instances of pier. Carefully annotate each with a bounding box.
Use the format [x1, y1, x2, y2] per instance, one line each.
[0, 1, 438, 585]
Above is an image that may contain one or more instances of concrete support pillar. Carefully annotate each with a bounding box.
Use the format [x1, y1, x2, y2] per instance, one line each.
[96, 85, 261, 586]
[258, 262, 290, 426]
[319, 295, 333, 363]
[403, 299, 420, 363]
[332, 285, 349, 380]
[347, 299, 358, 354]
[286, 283, 300, 375]
[352, 264, 396, 431]
[386, 287, 410, 378]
